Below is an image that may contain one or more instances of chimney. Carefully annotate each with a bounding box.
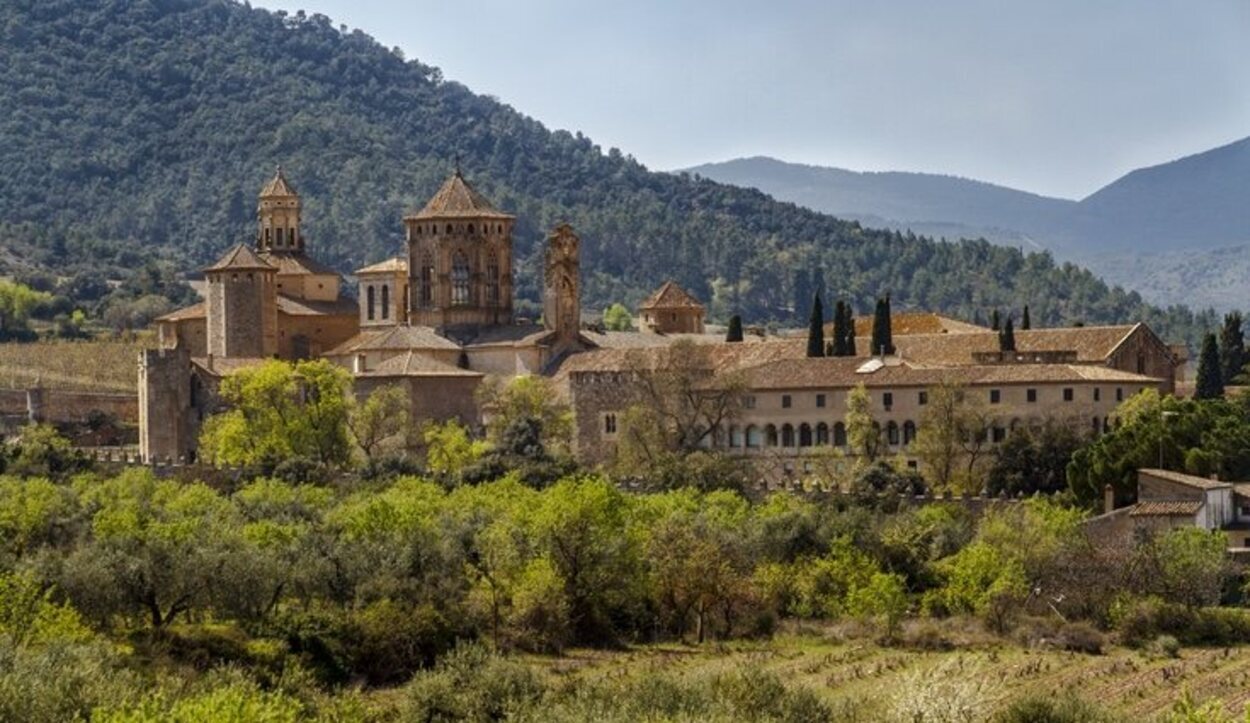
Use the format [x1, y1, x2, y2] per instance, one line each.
[1103, 484, 1116, 515]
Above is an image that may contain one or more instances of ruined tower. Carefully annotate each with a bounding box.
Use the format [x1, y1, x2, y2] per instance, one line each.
[543, 223, 581, 346]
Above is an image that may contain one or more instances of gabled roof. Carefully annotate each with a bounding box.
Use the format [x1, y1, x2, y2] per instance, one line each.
[275, 295, 358, 318]
[406, 171, 513, 220]
[263, 252, 340, 277]
[204, 244, 276, 272]
[882, 325, 1142, 366]
[259, 167, 298, 197]
[356, 350, 483, 378]
[356, 256, 409, 275]
[640, 281, 704, 310]
[1139, 468, 1231, 491]
[326, 325, 462, 355]
[837, 312, 988, 337]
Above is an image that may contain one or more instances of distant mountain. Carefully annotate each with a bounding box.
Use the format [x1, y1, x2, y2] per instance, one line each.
[687, 143, 1250, 310]
[0, 0, 1219, 343]
[683, 157, 1075, 250]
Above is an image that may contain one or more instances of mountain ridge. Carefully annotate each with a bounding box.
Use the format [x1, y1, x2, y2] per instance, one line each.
[0, 0, 1218, 343]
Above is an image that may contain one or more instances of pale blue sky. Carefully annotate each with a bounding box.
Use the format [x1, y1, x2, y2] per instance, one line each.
[255, 0, 1249, 199]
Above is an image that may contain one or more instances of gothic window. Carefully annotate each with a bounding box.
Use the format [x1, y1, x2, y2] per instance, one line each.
[366, 285, 376, 321]
[451, 252, 471, 305]
[603, 413, 617, 436]
[420, 255, 433, 304]
[381, 285, 390, 320]
[487, 255, 500, 306]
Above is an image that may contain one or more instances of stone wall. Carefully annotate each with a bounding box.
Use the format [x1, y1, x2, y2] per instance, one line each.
[0, 387, 138, 425]
[1107, 325, 1179, 394]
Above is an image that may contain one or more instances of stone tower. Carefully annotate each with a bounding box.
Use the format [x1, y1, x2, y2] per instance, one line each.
[543, 223, 581, 345]
[256, 166, 303, 253]
[404, 170, 514, 330]
[204, 244, 278, 358]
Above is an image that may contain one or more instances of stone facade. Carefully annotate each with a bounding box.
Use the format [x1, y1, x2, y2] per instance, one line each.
[638, 281, 706, 334]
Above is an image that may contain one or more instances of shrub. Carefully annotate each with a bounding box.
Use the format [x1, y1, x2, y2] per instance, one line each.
[1112, 597, 1250, 647]
[0, 641, 141, 723]
[994, 692, 1117, 723]
[348, 600, 454, 686]
[1151, 634, 1181, 659]
[401, 642, 544, 722]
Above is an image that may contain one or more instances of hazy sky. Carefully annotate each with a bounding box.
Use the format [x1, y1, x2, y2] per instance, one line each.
[256, 0, 1248, 199]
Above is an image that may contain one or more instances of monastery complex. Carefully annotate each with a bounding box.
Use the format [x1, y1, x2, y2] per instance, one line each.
[139, 169, 1183, 478]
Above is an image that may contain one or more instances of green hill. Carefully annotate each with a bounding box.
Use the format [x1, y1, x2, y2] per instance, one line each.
[0, 0, 1218, 343]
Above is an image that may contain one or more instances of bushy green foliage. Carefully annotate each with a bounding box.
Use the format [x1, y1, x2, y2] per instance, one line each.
[0, 0, 1219, 343]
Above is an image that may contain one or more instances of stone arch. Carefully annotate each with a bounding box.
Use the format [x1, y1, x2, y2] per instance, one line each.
[798, 423, 813, 447]
[886, 421, 900, 446]
[781, 424, 795, 447]
[833, 422, 847, 447]
[903, 420, 916, 445]
[815, 422, 829, 445]
[746, 425, 761, 448]
[765, 424, 778, 447]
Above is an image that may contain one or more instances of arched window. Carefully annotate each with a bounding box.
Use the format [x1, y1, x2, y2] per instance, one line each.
[381, 285, 390, 320]
[487, 254, 500, 306]
[903, 421, 916, 445]
[728, 425, 742, 448]
[887, 421, 900, 446]
[765, 424, 778, 447]
[799, 423, 812, 447]
[446, 224, 454, 234]
[815, 422, 829, 445]
[746, 425, 761, 448]
[366, 285, 376, 321]
[467, 224, 475, 234]
[833, 422, 847, 447]
[781, 424, 795, 447]
[451, 252, 471, 305]
[1092, 416, 1101, 434]
[420, 254, 433, 304]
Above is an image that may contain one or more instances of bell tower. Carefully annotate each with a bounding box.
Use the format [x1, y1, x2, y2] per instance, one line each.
[543, 223, 581, 346]
[403, 169, 515, 330]
[256, 166, 303, 254]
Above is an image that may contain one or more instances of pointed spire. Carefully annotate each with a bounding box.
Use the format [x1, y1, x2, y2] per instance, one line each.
[260, 165, 298, 197]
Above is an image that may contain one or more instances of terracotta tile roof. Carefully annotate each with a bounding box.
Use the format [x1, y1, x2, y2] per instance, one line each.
[204, 244, 276, 272]
[276, 295, 357, 318]
[356, 350, 482, 378]
[580, 330, 729, 349]
[356, 256, 408, 275]
[263, 252, 339, 277]
[740, 358, 1159, 390]
[456, 324, 553, 348]
[406, 172, 513, 220]
[884, 325, 1141, 365]
[1234, 483, 1250, 501]
[1139, 468, 1231, 491]
[156, 302, 206, 322]
[326, 325, 462, 355]
[640, 281, 705, 310]
[259, 167, 297, 197]
[1129, 500, 1204, 517]
[842, 313, 989, 337]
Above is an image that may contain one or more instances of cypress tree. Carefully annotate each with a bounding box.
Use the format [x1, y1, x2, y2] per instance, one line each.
[990, 309, 1001, 331]
[871, 297, 895, 356]
[845, 304, 857, 356]
[791, 269, 813, 324]
[1021, 305, 1031, 330]
[999, 315, 1016, 352]
[883, 294, 894, 354]
[1196, 332, 1225, 400]
[806, 294, 825, 357]
[1219, 311, 1244, 384]
[831, 300, 847, 356]
[725, 314, 743, 343]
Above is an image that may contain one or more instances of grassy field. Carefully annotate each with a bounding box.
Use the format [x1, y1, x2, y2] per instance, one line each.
[518, 625, 1250, 720]
[0, 337, 151, 392]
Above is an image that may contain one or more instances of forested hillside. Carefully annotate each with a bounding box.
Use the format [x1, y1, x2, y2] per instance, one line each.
[0, 0, 1218, 342]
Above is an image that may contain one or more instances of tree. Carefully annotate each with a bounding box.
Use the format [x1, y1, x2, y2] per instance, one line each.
[870, 297, 894, 356]
[999, 315, 1015, 352]
[602, 303, 632, 332]
[1130, 527, 1229, 608]
[725, 314, 743, 343]
[912, 383, 991, 493]
[1021, 305, 1031, 330]
[198, 359, 353, 469]
[423, 420, 488, 482]
[806, 293, 824, 358]
[347, 384, 413, 461]
[990, 309, 1001, 331]
[477, 375, 573, 456]
[844, 302, 857, 356]
[845, 383, 880, 464]
[1195, 332, 1224, 399]
[987, 422, 1083, 496]
[1219, 311, 1244, 385]
[830, 301, 847, 356]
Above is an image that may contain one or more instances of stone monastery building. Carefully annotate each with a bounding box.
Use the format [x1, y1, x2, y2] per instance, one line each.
[139, 168, 1183, 476]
